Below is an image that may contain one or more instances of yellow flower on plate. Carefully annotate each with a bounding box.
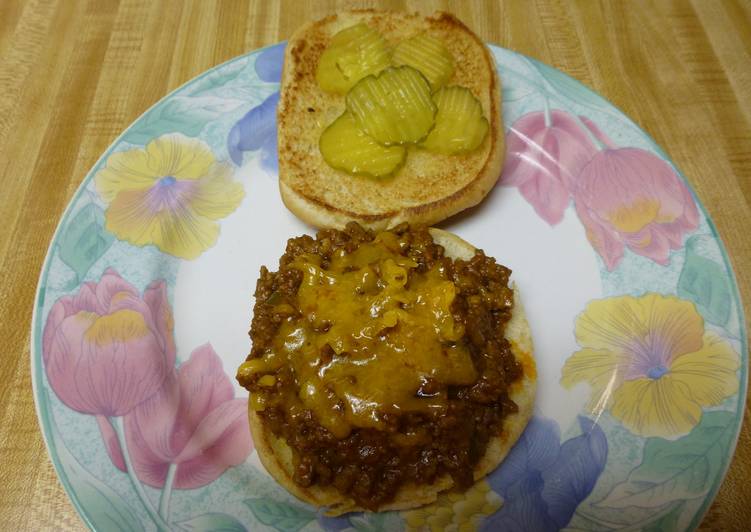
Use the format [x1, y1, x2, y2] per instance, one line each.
[95, 133, 244, 259]
[561, 293, 739, 438]
[402, 480, 502, 532]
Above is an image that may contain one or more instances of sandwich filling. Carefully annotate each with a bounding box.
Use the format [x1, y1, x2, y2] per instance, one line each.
[237, 223, 523, 509]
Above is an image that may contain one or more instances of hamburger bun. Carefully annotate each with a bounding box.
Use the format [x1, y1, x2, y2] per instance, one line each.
[277, 11, 504, 231]
[249, 228, 536, 515]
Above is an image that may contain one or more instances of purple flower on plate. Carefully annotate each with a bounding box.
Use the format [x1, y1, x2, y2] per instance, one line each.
[98, 343, 252, 489]
[42, 268, 175, 416]
[255, 43, 286, 83]
[227, 92, 279, 171]
[482, 416, 607, 532]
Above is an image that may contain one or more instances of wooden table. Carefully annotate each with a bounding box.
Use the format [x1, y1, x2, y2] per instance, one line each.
[1, 1, 749, 530]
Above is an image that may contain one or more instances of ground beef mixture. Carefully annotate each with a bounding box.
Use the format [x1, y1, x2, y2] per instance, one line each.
[237, 223, 523, 510]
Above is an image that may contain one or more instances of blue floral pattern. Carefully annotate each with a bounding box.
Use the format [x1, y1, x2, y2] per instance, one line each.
[483, 416, 608, 531]
[226, 44, 284, 170]
[255, 43, 285, 83]
[317, 513, 351, 531]
[227, 91, 280, 170]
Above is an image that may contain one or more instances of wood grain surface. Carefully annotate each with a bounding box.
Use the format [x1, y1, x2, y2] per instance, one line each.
[1, 0, 749, 530]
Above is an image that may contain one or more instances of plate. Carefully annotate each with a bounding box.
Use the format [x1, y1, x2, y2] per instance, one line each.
[31, 42, 747, 532]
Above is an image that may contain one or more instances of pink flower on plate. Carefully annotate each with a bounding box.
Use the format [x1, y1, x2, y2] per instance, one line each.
[574, 147, 699, 270]
[43, 268, 175, 416]
[98, 344, 252, 489]
[501, 110, 606, 225]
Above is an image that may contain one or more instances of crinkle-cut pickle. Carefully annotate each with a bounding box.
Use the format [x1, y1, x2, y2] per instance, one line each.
[346, 66, 436, 146]
[392, 33, 454, 90]
[316, 23, 391, 94]
[320, 112, 406, 178]
[421, 86, 489, 155]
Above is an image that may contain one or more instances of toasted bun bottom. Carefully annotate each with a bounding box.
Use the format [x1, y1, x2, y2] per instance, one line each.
[249, 228, 536, 515]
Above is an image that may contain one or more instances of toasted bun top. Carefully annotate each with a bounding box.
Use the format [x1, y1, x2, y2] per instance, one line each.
[249, 228, 535, 515]
[278, 10, 504, 230]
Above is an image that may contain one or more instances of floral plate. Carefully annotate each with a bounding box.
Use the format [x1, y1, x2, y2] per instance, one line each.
[31, 42, 747, 532]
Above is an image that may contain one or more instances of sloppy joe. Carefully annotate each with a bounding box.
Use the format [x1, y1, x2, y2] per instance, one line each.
[237, 223, 523, 510]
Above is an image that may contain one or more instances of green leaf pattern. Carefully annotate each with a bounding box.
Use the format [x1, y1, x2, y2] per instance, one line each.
[502, 85, 534, 102]
[642, 501, 685, 532]
[58, 203, 114, 282]
[122, 96, 245, 145]
[350, 513, 387, 532]
[176, 512, 248, 532]
[244, 498, 316, 532]
[597, 411, 735, 509]
[533, 59, 614, 115]
[678, 236, 733, 326]
[50, 416, 142, 532]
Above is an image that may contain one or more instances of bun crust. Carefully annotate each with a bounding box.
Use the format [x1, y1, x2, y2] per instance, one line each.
[277, 10, 504, 231]
[250, 228, 536, 515]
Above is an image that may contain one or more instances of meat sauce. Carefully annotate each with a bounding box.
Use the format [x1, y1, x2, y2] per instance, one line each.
[237, 223, 522, 509]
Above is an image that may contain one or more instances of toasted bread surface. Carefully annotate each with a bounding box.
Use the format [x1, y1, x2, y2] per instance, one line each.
[249, 228, 536, 515]
[278, 11, 504, 230]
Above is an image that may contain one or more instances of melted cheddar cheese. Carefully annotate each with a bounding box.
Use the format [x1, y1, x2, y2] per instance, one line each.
[238, 231, 477, 438]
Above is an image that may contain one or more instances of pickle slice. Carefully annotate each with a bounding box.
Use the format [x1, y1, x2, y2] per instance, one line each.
[392, 33, 454, 90]
[320, 113, 406, 177]
[316, 23, 391, 94]
[346, 66, 436, 145]
[421, 86, 489, 154]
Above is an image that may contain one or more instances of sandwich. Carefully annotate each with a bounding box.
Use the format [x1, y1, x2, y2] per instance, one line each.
[277, 10, 504, 231]
[237, 223, 535, 514]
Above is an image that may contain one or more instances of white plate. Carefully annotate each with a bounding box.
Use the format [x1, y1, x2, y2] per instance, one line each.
[32, 43, 747, 531]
